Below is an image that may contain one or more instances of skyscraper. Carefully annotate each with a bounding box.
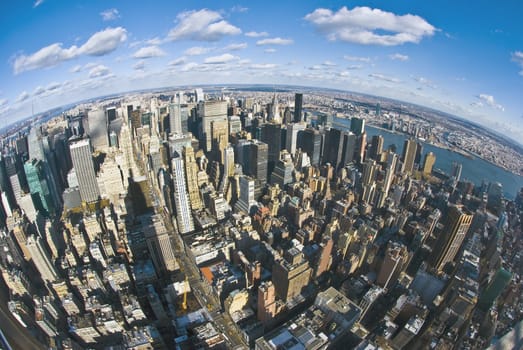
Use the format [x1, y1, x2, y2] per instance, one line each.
[430, 205, 473, 272]
[235, 175, 256, 214]
[258, 281, 276, 324]
[350, 117, 365, 136]
[298, 128, 322, 166]
[294, 93, 303, 122]
[169, 100, 183, 136]
[401, 138, 418, 175]
[261, 123, 283, 177]
[145, 217, 178, 274]
[369, 135, 384, 161]
[183, 146, 203, 211]
[26, 234, 59, 283]
[478, 267, 512, 311]
[285, 122, 305, 156]
[69, 139, 100, 203]
[272, 247, 311, 302]
[377, 242, 409, 290]
[245, 140, 268, 197]
[87, 109, 109, 151]
[422, 152, 436, 175]
[198, 100, 228, 152]
[24, 159, 54, 215]
[324, 128, 344, 168]
[171, 153, 194, 234]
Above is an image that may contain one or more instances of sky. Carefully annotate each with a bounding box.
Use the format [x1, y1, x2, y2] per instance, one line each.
[1, 0, 523, 143]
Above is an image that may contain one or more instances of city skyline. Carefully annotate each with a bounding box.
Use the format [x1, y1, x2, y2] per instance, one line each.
[1, 1, 523, 144]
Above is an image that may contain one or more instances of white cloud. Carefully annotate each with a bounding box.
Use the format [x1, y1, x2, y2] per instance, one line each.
[309, 65, 323, 70]
[33, 0, 44, 8]
[389, 53, 409, 61]
[46, 81, 61, 91]
[16, 91, 30, 103]
[256, 37, 293, 46]
[13, 27, 127, 74]
[224, 43, 247, 51]
[347, 64, 363, 70]
[181, 62, 199, 72]
[184, 46, 211, 56]
[305, 6, 435, 46]
[34, 86, 45, 95]
[80, 27, 127, 56]
[477, 94, 504, 111]
[323, 60, 337, 66]
[169, 57, 187, 66]
[204, 53, 239, 64]
[133, 60, 145, 70]
[70, 65, 82, 73]
[245, 31, 268, 38]
[512, 51, 523, 76]
[168, 9, 241, 41]
[413, 76, 436, 89]
[231, 6, 248, 13]
[250, 63, 277, 69]
[0, 99, 7, 107]
[264, 48, 276, 53]
[89, 64, 110, 78]
[343, 55, 371, 62]
[369, 73, 401, 83]
[132, 45, 166, 59]
[146, 37, 162, 45]
[13, 44, 77, 74]
[100, 8, 120, 21]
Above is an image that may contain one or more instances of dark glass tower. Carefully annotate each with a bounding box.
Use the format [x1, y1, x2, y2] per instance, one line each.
[294, 93, 303, 122]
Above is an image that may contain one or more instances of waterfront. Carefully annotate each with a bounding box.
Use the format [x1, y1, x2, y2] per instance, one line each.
[334, 118, 523, 198]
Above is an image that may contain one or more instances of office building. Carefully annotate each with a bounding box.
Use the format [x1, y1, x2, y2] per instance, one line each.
[69, 139, 100, 203]
[169, 100, 183, 136]
[298, 128, 322, 166]
[430, 205, 473, 272]
[235, 175, 256, 214]
[369, 135, 384, 161]
[87, 109, 109, 151]
[145, 216, 178, 274]
[270, 151, 294, 187]
[377, 242, 409, 290]
[342, 131, 358, 166]
[478, 267, 512, 311]
[171, 153, 194, 234]
[183, 146, 203, 211]
[24, 159, 54, 215]
[324, 128, 344, 168]
[294, 93, 303, 122]
[285, 122, 305, 156]
[261, 123, 284, 176]
[272, 247, 311, 302]
[240, 140, 268, 197]
[198, 100, 228, 152]
[391, 316, 424, 350]
[315, 236, 333, 278]
[350, 117, 365, 136]
[26, 234, 59, 283]
[401, 138, 418, 175]
[257, 281, 276, 324]
[423, 152, 436, 175]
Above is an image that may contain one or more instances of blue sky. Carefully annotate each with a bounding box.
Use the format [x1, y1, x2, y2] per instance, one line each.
[1, 0, 523, 143]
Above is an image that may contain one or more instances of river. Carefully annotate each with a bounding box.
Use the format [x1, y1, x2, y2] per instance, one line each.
[333, 118, 523, 199]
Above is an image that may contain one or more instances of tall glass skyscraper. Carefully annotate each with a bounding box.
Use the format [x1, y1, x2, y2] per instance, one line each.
[69, 139, 100, 203]
[24, 159, 54, 215]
